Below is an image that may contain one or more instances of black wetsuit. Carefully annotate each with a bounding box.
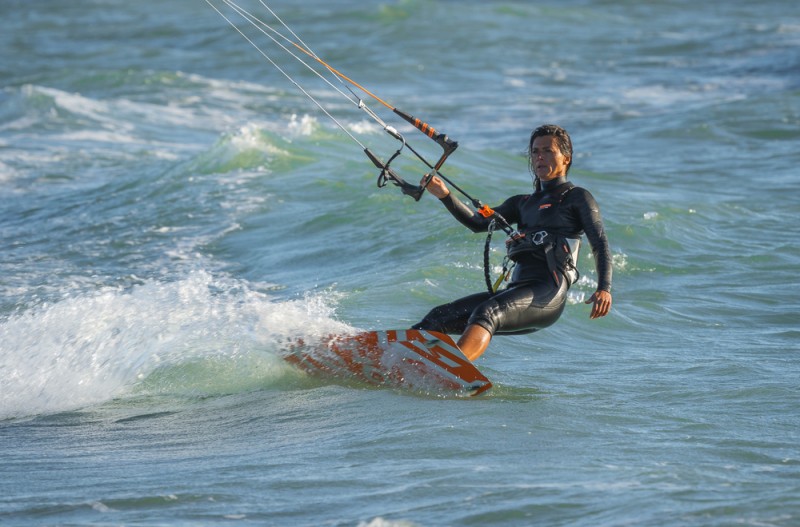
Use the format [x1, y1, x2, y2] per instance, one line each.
[413, 176, 612, 336]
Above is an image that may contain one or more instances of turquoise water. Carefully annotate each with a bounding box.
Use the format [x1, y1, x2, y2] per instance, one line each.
[2, 0, 799, 525]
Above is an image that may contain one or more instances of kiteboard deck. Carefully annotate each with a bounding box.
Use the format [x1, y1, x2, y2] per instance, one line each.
[283, 329, 491, 397]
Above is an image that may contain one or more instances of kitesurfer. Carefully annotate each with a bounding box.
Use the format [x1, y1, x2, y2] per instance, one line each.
[412, 124, 613, 361]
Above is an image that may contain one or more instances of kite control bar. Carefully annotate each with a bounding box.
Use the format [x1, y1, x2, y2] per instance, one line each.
[392, 109, 459, 197]
[365, 148, 425, 201]
[364, 109, 459, 202]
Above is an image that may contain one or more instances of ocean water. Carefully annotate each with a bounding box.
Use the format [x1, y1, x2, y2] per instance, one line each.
[2, 0, 799, 525]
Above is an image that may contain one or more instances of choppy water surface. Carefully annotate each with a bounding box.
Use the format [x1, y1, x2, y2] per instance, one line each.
[2, 1, 799, 525]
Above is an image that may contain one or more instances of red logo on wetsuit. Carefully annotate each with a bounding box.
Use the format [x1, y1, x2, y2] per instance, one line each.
[539, 203, 552, 210]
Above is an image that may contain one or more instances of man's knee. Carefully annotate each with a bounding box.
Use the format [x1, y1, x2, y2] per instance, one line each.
[467, 300, 502, 335]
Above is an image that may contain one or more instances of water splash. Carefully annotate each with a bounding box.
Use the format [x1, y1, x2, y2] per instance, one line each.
[0, 271, 352, 419]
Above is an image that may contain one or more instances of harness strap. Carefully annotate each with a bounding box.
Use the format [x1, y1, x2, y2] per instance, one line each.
[543, 242, 562, 286]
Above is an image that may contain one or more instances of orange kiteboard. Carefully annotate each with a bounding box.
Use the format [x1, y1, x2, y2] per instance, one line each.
[284, 329, 492, 397]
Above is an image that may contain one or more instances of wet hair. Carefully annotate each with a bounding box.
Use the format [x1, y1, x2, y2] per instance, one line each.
[527, 124, 573, 191]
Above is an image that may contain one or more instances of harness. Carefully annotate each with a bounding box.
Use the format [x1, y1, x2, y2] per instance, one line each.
[493, 183, 581, 290]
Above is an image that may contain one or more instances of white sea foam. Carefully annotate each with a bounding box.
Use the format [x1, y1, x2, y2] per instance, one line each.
[357, 518, 420, 527]
[0, 271, 352, 419]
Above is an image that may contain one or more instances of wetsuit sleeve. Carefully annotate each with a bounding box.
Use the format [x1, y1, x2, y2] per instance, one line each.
[438, 194, 521, 233]
[438, 194, 492, 233]
[573, 189, 613, 292]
